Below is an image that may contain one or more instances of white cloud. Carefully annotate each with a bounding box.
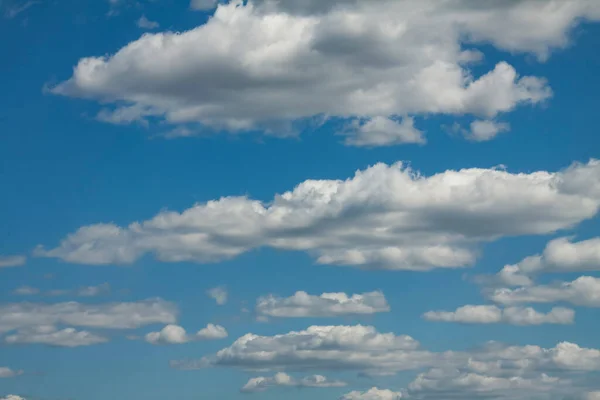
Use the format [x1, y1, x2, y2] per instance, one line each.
[145, 323, 227, 344]
[464, 120, 511, 142]
[4, 325, 108, 347]
[14, 283, 111, 297]
[494, 237, 600, 287]
[0, 368, 23, 378]
[489, 276, 600, 307]
[13, 286, 40, 296]
[0, 255, 26, 268]
[136, 15, 159, 29]
[190, 0, 218, 11]
[0, 299, 177, 333]
[241, 372, 346, 392]
[4, 1, 39, 19]
[207, 286, 228, 305]
[341, 117, 425, 147]
[51, 0, 600, 135]
[0, 396, 25, 400]
[36, 160, 600, 271]
[423, 305, 574, 325]
[341, 387, 403, 400]
[256, 290, 390, 317]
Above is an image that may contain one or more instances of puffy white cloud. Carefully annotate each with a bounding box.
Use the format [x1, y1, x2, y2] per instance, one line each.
[207, 286, 228, 305]
[340, 387, 403, 400]
[256, 290, 390, 318]
[0, 368, 23, 378]
[145, 323, 227, 344]
[423, 305, 574, 325]
[494, 237, 600, 286]
[0, 396, 25, 400]
[0, 299, 177, 333]
[465, 120, 511, 142]
[0, 255, 26, 268]
[4, 325, 107, 347]
[136, 15, 159, 29]
[489, 276, 600, 307]
[51, 0, 598, 136]
[36, 160, 600, 271]
[241, 372, 346, 392]
[340, 117, 425, 147]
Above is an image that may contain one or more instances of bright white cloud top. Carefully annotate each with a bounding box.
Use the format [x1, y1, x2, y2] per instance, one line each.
[423, 305, 574, 325]
[145, 323, 227, 345]
[240, 372, 346, 393]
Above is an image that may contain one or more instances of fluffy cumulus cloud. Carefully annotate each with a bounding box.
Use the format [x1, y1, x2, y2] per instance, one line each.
[340, 117, 425, 148]
[207, 286, 228, 305]
[145, 324, 227, 345]
[241, 372, 346, 393]
[341, 387, 403, 400]
[53, 0, 600, 138]
[0, 299, 177, 333]
[489, 276, 600, 307]
[36, 159, 600, 271]
[494, 237, 600, 286]
[0, 367, 23, 378]
[0, 255, 26, 268]
[256, 290, 390, 318]
[4, 326, 108, 347]
[423, 305, 574, 325]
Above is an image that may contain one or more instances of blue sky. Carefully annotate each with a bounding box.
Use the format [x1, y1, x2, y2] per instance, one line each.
[1, 1, 600, 400]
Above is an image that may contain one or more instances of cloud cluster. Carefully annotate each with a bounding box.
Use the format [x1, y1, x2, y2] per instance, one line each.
[0, 255, 26, 268]
[145, 324, 227, 345]
[241, 372, 346, 393]
[36, 160, 600, 271]
[423, 305, 574, 325]
[53, 0, 600, 137]
[256, 290, 389, 318]
[0, 396, 25, 400]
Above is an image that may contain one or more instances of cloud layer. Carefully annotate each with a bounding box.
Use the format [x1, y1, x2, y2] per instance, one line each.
[423, 305, 574, 325]
[241, 372, 346, 393]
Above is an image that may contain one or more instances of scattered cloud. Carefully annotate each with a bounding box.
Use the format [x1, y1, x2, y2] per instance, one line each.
[462, 120, 511, 142]
[4, 1, 38, 19]
[145, 323, 227, 345]
[0, 396, 25, 400]
[4, 325, 108, 347]
[340, 387, 404, 400]
[241, 372, 346, 393]
[0, 367, 23, 378]
[36, 160, 600, 271]
[423, 305, 574, 325]
[13, 286, 40, 296]
[489, 276, 600, 307]
[340, 117, 425, 147]
[256, 290, 390, 318]
[0, 298, 177, 333]
[207, 286, 228, 305]
[136, 15, 159, 29]
[0, 255, 26, 268]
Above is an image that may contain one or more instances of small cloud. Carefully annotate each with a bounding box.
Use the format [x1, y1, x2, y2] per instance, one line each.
[4, 1, 39, 19]
[13, 286, 40, 296]
[0, 255, 26, 268]
[145, 323, 227, 345]
[136, 15, 159, 29]
[207, 286, 228, 305]
[340, 116, 426, 147]
[190, 0, 218, 11]
[456, 120, 511, 142]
